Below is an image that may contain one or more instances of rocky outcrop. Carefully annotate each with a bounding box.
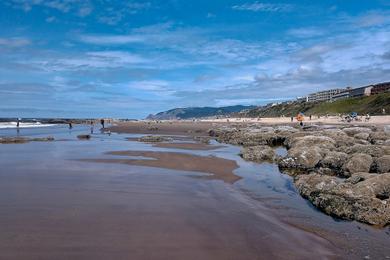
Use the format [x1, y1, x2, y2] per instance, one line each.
[287, 135, 336, 150]
[342, 127, 372, 136]
[139, 135, 173, 143]
[77, 134, 91, 140]
[296, 173, 390, 226]
[279, 146, 322, 170]
[343, 153, 373, 176]
[319, 151, 348, 174]
[0, 136, 55, 144]
[240, 145, 275, 162]
[210, 124, 390, 226]
[373, 155, 390, 173]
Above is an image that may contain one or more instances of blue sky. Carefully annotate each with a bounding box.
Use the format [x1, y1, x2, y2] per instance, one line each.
[0, 0, 389, 118]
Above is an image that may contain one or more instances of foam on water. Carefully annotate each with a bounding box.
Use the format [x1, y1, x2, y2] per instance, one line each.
[0, 122, 56, 129]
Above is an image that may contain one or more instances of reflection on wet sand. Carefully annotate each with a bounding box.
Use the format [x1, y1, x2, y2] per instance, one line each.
[153, 142, 223, 150]
[81, 150, 241, 184]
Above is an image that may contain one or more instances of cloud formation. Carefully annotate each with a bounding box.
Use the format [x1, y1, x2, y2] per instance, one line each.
[0, 1, 389, 118]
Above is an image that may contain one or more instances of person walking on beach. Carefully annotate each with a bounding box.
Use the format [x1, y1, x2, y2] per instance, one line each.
[100, 119, 105, 129]
[90, 121, 94, 134]
[68, 122, 73, 129]
[16, 118, 20, 128]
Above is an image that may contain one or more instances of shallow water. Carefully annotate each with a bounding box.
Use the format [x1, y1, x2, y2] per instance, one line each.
[0, 125, 389, 259]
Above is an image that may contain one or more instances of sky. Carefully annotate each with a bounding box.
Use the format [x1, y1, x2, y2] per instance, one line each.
[0, 0, 389, 119]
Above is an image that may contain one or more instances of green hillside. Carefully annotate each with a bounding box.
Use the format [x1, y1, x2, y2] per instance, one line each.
[243, 92, 390, 117]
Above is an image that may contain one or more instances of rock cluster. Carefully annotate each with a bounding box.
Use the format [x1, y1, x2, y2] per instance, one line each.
[138, 135, 173, 143]
[0, 136, 55, 144]
[210, 124, 390, 226]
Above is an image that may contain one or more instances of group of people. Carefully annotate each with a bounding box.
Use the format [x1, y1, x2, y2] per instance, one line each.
[68, 119, 106, 133]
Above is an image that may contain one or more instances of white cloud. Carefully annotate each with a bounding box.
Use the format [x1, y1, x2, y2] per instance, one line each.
[232, 2, 293, 12]
[0, 37, 30, 47]
[287, 27, 325, 38]
[79, 34, 144, 45]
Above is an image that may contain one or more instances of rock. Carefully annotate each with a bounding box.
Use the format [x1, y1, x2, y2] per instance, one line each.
[30, 136, 55, 142]
[279, 146, 322, 169]
[320, 151, 349, 173]
[296, 173, 390, 226]
[0, 136, 55, 144]
[274, 125, 298, 133]
[193, 136, 211, 144]
[384, 125, 390, 133]
[373, 155, 390, 173]
[354, 132, 370, 140]
[369, 131, 390, 144]
[139, 135, 172, 142]
[343, 153, 373, 176]
[241, 145, 275, 162]
[345, 172, 374, 185]
[346, 144, 390, 158]
[343, 127, 372, 136]
[77, 134, 91, 140]
[287, 135, 336, 150]
[0, 137, 28, 144]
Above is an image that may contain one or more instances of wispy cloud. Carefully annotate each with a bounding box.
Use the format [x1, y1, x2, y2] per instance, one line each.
[7, 0, 93, 15]
[79, 34, 144, 45]
[287, 27, 325, 38]
[232, 2, 293, 12]
[0, 37, 30, 47]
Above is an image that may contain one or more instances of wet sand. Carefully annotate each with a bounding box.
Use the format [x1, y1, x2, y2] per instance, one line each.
[1, 124, 389, 259]
[109, 121, 215, 136]
[153, 142, 223, 150]
[81, 150, 241, 184]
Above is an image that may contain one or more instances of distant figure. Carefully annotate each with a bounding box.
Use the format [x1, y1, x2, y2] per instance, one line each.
[100, 119, 105, 129]
[296, 113, 304, 127]
[16, 118, 20, 128]
[290, 116, 293, 122]
[68, 122, 73, 129]
[383, 108, 386, 115]
[309, 114, 312, 120]
[365, 114, 370, 122]
[90, 121, 94, 134]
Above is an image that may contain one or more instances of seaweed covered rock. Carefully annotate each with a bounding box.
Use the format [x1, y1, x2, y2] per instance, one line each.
[372, 155, 390, 174]
[319, 151, 349, 174]
[342, 127, 372, 136]
[139, 135, 172, 143]
[279, 146, 322, 170]
[295, 173, 390, 226]
[343, 153, 373, 176]
[240, 145, 275, 162]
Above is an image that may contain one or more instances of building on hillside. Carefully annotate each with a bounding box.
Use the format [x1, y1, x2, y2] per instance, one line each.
[331, 91, 350, 101]
[307, 88, 346, 102]
[296, 96, 308, 102]
[350, 86, 373, 97]
[371, 82, 390, 95]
